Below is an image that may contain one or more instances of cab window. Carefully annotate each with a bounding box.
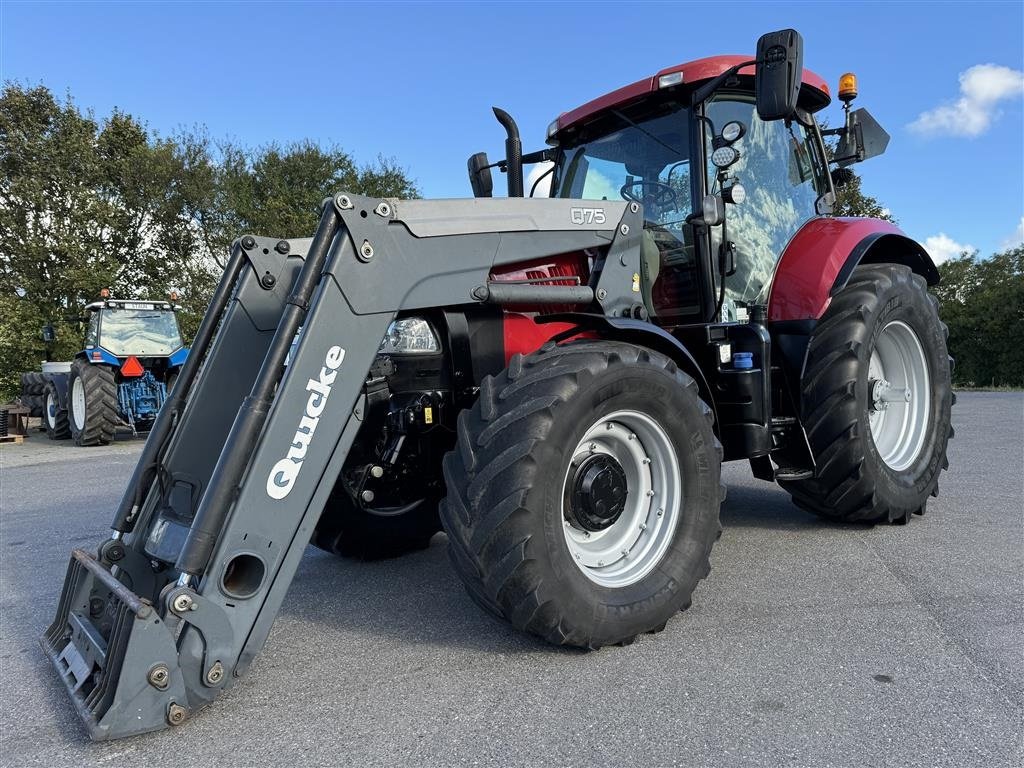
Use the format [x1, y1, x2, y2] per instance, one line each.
[705, 95, 827, 308]
[86, 313, 99, 347]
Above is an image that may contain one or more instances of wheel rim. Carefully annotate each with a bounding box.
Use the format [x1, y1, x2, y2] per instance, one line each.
[867, 320, 931, 471]
[561, 410, 682, 588]
[46, 391, 57, 429]
[71, 377, 86, 431]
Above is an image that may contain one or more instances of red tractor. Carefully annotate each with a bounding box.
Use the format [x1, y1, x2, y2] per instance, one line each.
[43, 29, 952, 739]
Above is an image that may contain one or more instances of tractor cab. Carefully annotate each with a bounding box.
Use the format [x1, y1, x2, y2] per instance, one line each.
[545, 55, 838, 326]
[84, 298, 185, 361]
[470, 33, 890, 329]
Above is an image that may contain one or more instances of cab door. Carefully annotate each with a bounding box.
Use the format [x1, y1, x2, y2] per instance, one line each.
[702, 94, 831, 318]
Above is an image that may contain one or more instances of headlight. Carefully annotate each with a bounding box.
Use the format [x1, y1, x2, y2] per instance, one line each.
[379, 318, 439, 354]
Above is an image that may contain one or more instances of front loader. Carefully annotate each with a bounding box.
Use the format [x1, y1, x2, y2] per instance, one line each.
[42, 29, 953, 740]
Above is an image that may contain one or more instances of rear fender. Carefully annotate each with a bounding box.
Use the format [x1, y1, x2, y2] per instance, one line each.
[768, 217, 938, 322]
[81, 347, 121, 367]
[46, 372, 71, 412]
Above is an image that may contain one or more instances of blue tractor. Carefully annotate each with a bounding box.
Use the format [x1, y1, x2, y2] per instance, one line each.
[40, 297, 189, 446]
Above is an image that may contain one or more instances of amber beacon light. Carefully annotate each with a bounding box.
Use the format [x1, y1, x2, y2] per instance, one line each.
[838, 72, 858, 103]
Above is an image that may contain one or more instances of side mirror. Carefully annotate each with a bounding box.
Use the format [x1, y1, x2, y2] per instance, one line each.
[755, 28, 803, 121]
[467, 152, 493, 198]
[41, 324, 56, 343]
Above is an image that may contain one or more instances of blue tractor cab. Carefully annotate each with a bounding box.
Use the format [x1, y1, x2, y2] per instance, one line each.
[42, 297, 190, 446]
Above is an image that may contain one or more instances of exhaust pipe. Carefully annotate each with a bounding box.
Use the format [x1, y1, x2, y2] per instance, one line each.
[492, 107, 523, 197]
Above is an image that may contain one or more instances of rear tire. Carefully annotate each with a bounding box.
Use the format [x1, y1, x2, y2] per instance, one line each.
[68, 359, 118, 447]
[44, 381, 71, 440]
[312, 491, 441, 560]
[779, 264, 953, 523]
[440, 341, 724, 649]
[20, 371, 46, 396]
[23, 393, 44, 418]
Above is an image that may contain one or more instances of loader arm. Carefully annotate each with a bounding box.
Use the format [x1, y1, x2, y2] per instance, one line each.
[42, 193, 645, 739]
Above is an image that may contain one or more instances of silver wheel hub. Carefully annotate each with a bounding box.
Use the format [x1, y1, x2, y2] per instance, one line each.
[867, 320, 931, 471]
[561, 410, 682, 588]
[72, 377, 86, 432]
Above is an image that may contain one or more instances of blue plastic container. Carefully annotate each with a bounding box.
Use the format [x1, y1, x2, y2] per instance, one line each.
[732, 352, 754, 370]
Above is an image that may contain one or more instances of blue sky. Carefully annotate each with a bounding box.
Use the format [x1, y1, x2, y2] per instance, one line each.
[2, 1, 1022, 261]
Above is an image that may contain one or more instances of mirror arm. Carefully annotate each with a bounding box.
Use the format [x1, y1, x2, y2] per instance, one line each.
[691, 60, 757, 107]
[521, 148, 555, 165]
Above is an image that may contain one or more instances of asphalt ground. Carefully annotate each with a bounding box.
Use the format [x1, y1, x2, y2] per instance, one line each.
[0, 392, 1021, 767]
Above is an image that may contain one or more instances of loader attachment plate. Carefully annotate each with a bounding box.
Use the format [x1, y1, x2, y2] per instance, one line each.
[41, 550, 187, 740]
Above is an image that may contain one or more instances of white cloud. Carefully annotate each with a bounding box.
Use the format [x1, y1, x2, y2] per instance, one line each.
[923, 233, 974, 265]
[908, 64, 1024, 137]
[999, 216, 1024, 250]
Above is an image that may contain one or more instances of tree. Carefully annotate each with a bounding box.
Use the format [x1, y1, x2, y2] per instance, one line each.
[933, 247, 1024, 387]
[0, 85, 217, 396]
[832, 169, 896, 222]
[0, 84, 420, 400]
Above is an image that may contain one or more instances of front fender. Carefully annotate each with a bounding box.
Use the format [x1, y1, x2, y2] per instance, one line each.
[538, 313, 718, 433]
[767, 217, 938, 322]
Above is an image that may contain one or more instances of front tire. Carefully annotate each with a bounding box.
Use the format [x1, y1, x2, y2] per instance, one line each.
[440, 341, 724, 649]
[68, 359, 118, 446]
[780, 264, 953, 523]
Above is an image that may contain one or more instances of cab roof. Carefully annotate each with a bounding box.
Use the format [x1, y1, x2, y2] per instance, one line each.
[553, 55, 831, 138]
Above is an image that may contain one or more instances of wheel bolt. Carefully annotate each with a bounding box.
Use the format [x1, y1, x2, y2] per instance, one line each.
[657, 508, 664, 517]
[646, 489, 655, 497]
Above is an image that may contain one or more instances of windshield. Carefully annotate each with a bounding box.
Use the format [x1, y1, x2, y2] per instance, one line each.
[98, 308, 183, 356]
[553, 106, 692, 226]
[552, 104, 701, 321]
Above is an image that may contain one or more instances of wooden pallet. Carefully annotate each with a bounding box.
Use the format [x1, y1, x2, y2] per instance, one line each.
[0, 434, 25, 445]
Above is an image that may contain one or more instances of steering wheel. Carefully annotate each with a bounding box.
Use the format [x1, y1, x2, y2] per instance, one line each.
[619, 180, 677, 209]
